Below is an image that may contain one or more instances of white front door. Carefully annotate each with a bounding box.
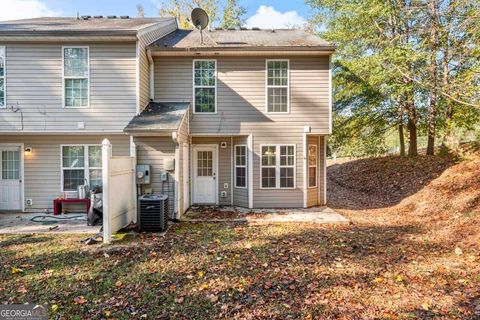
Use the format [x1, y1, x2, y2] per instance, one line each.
[193, 146, 217, 204]
[0, 146, 22, 211]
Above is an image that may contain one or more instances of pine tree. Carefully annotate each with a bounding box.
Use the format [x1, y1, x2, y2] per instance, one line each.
[221, 0, 246, 29]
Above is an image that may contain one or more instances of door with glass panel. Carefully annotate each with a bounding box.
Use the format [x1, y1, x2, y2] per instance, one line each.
[193, 146, 217, 204]
[0, 146, 22, 210]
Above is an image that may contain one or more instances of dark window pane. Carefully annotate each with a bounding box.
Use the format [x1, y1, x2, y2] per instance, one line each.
[63, 169, 85, 191]
[309, 167, 317, 187]
[262, 167, 276, 188]
[195, 88, 215, 113]
[267, 87, 288, 112]
[280, 167, 294, 188]
[236, 167, 246, 187]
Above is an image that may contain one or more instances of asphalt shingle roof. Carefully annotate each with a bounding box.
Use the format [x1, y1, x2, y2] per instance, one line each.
[0, 17, 175, 34]
[124, 102, 190, 133]
[149, 29, 335, 50]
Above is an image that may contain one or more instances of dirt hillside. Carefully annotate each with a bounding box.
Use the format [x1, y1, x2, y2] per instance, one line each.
[328, 144, 480, 248]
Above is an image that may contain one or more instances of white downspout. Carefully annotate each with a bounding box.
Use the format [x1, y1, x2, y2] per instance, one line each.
[147, 49, 155, 101]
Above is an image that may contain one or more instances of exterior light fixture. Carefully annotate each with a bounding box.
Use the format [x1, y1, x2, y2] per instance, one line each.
[24, 147, 32, 156]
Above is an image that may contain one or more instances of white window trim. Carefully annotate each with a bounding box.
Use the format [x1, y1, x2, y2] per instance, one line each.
[62, 46, 90, 108]
[234, 144, 247, 189]
[308, 144, 318, 188]
[265, 59, 290, 114]
[60, 144, 101, 192]
[0, 46, 5, 108]
[192, 59, 217, 114]
[259, 144, 296, 189]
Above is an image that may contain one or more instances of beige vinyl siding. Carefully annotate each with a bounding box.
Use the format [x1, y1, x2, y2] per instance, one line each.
[137, 21, 177, 110]
[134, 136, 176, 217]
[1, 43, 136, 132]
[0, 134, 129, 212]
[192, 137, 232, 206]
[233, 136, 248, 207]
[153, 56, 330, 135]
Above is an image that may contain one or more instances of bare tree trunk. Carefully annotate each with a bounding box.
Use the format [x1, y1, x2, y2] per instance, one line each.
[427, 0, 438, 156]
[397, 96, 406, 157]
[405, 91, 418, 157]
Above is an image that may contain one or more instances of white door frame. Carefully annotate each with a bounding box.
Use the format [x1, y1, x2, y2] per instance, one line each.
[191, 144, 218, 205]
[182, 143, 190, 212]
[0, 143, 25, 212]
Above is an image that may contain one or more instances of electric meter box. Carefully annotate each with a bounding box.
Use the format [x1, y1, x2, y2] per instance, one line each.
[136, 165, 151, 184]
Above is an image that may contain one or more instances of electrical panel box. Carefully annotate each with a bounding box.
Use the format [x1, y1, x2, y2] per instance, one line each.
[164, 158, 175, 171]
[160, 172, 168, 182]
[136, 165, 151, 184]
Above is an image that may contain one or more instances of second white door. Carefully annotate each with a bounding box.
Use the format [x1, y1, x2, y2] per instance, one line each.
[193, 146, 217, 204]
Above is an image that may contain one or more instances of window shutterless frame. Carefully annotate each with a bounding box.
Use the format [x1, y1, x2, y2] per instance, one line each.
[259, 144, 296, 189]
[234, 144, 247, 188]
[60, 144, 101, 192]
[192, 59, 217, 114]
[308, 144, 318, 188]
[62, 46, 90, 108]
[265, 59, 290, 114]
[0, 46, 6, 108]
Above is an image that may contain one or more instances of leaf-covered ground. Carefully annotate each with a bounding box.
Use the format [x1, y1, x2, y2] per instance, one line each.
[1, 149, 479, 319]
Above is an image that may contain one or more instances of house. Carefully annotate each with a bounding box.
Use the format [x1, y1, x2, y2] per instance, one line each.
[0, 16, 334, 219]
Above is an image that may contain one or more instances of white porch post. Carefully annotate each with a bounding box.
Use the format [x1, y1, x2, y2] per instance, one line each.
[102, 138, 112, 244]
[247, 134, 253, 209]
[130, 136, 137, 222]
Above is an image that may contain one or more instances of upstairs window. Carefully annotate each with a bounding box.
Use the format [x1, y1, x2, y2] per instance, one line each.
[266, 60, 289, 113]
[193, 60, 216, 113]
[261, 144, 295, 189]
[63, 47, 89, 108]
[0, 46, 5, 108]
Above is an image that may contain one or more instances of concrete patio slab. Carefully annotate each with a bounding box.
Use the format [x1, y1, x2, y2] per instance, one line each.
[184, 206, 350, 224]
[0, 212, 101, 234]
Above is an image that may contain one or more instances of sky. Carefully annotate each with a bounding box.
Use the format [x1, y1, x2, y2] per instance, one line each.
[0, 0, 313, 28]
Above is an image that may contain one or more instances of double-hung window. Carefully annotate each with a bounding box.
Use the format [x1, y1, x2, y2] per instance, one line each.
[0, 46, 5, 108]
[266, 60, 289, 113]
[61, 145, 102, 192]
[308, 144, 318, 188]
[234, 145, 247, 188]
[63, 47, 89, 108]
[193, 60, 216, 113]
[261, 144, 295, 189]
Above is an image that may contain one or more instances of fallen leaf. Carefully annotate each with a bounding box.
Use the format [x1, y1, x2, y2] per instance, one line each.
[421, 302, 430, 311]
[115, 280, 123, 288]
[11, 267, 23, 274]
[17, 285, 27, 294]
[455, 247, 463, 255]
[74, 296, 87, 304]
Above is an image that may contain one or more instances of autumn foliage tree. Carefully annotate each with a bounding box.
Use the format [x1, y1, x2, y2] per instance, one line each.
[309, 0, 480, 157]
